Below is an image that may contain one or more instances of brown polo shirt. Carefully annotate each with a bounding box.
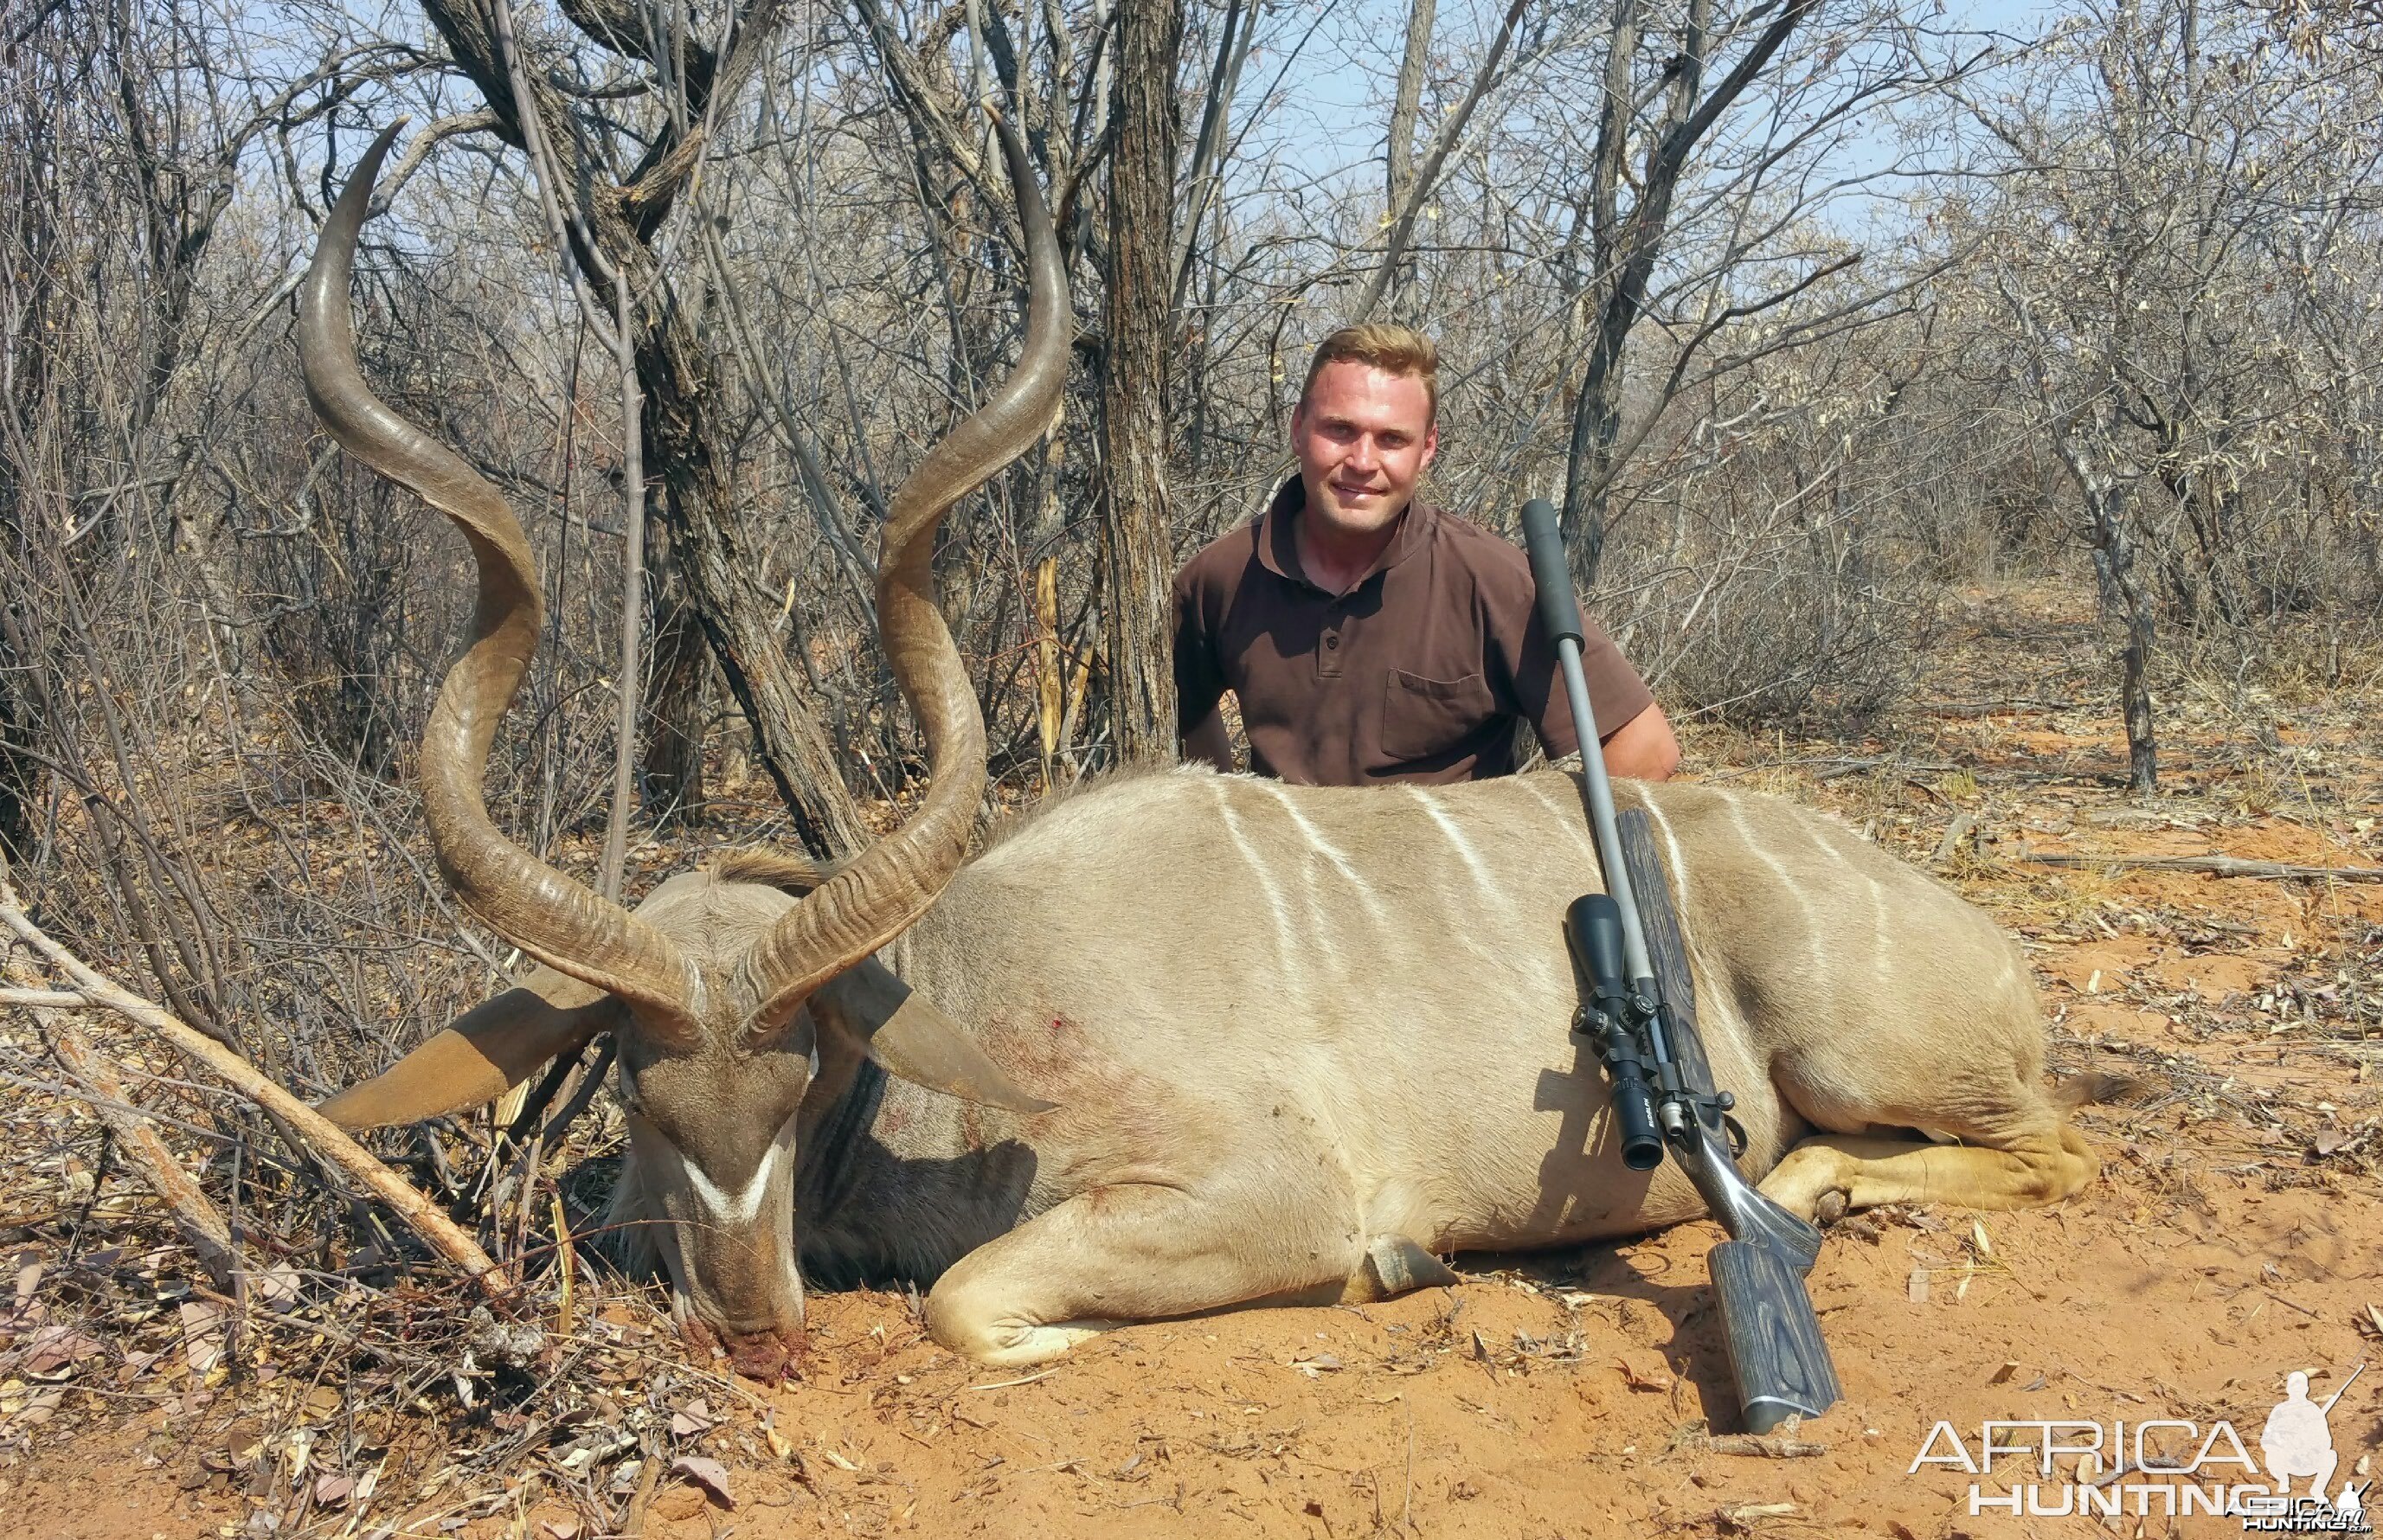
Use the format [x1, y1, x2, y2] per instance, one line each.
[1172, 479, 1654, 786]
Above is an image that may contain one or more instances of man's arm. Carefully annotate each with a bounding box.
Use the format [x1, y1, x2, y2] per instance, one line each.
[1172, 555, 1233, 768]
[1473, 521, 1672, 780]
[1182, 704, 1236, 772]
[1600, 701, 1680, 782]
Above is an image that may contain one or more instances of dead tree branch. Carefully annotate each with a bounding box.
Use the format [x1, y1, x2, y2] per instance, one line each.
[0, 880, 505, 1287]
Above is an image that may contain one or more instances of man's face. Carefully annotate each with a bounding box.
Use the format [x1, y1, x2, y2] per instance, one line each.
[1290, 360, 1438, 542]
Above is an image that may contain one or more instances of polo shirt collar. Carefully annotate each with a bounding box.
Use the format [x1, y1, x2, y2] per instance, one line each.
[1254, 476, 1436, 594]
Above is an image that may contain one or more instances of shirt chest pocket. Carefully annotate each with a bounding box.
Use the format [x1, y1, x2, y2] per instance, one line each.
[1379, 668, 1498, 761]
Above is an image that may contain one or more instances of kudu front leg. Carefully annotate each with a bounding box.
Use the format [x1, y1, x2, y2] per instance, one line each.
[1758, 1126, 2099, 1218]
[925, 1182, 1365, 1366]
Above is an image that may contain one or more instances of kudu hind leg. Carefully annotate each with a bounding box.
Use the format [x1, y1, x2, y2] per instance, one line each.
[925, 1183, 1364, 1367]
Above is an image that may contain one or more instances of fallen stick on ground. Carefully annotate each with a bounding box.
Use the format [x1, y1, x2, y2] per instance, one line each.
[7, 940, 237, 1290]
[1931, 812, 1979, 867]
[0, 880, 505, 1287]
[1910, 698, 2078, 716]
[2014, 848, 2383, 882]
[1707, 1432, 1827, 1458]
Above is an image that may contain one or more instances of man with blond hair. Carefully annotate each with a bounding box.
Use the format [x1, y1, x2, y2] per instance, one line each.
[1173, 324, 1678, 786]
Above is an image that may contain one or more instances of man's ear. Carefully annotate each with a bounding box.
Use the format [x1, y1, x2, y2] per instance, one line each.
[813, 959, 1054, 1115]
[1417, 417, 1439, 473]
[318, 966, 623, 1129]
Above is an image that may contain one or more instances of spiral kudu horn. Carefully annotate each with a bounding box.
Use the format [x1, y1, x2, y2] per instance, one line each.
[297, 122, 703, 1041]
[742, 115, 1068, 1036]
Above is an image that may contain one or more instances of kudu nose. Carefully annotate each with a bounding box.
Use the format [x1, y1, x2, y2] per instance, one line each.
[672, 1308, 804, 1383]
[671, 1282, 806, 1383]
[720, 1327, 802, 1384]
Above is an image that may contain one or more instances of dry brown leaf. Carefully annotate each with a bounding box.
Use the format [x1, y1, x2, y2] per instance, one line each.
[19, 1324, 102, 1377]
[10, 1386, 63, 1425]
[1616, 1351, 1674, 1392]
[671, 1455, 735, 1509]
[253, 1265, 303, 1312]
[178, 1300, 225, 1375]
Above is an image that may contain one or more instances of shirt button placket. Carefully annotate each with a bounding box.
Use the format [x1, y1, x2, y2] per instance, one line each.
[1319, 612, 1344, 679]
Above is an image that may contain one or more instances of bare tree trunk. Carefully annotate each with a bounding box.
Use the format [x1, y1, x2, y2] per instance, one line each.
[641, 516, 710, 826]
[639, 316, 867, 854]
[419, 0, 864, 857]
[597, 275, 648, 900]
[1170, 0, 1256, 314]
[2060, 433, 2159, 793]
[1351, 0, 1528, 325]
[1384, 0, 1436, 307]
[1099, 0, 1185, 767]
[1558, 0, 1815, 584]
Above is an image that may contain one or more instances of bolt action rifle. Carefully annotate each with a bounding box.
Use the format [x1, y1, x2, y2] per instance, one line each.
[1520, 497, 1840, 1435]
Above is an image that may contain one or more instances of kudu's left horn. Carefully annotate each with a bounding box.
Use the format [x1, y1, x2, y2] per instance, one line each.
[741, 112, 1070, 1036]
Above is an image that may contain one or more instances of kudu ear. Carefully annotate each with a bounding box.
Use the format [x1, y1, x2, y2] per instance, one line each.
[319, 967, 623, 1129]
[814, 959, 1055, 1115]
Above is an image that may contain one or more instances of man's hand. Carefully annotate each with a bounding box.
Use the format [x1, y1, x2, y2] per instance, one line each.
[1601, 703, 1680, 782]
[1182, 706, 1237, 773]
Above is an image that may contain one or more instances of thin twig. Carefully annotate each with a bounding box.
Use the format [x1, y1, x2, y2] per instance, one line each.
[2014, 848, 2383, 882]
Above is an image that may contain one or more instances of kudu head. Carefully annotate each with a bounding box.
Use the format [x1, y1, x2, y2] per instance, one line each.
[299, 117, 1067, 1380]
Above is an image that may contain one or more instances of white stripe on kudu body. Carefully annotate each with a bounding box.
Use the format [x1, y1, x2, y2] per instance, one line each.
[1815, 818, 1897, 993]
[1265, 780, 1391, 930]
[1522, 776, 1599, 864]
[1214, 779, 1298, 971]
[1642, 794, 1692, 910]
[1405, 785, 1496, 900]
[1721, 789, 1824, 981]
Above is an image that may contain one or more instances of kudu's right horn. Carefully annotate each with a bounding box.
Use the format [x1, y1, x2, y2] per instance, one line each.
[298, 121, 703, 1041]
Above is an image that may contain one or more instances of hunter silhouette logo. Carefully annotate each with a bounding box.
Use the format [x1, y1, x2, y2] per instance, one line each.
[2247, 1365, 2371, 1533]
[2262, 1369, 2351, 1501]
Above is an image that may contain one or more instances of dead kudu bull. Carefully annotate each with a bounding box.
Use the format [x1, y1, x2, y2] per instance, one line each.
[301, 122, 2104, 1383]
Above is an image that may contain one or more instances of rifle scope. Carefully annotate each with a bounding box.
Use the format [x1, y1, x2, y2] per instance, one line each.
[1565, 893, 1664, 1171]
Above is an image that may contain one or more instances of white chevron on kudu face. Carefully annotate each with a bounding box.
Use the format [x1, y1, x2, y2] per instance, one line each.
[680, 1115, 797, 1228]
